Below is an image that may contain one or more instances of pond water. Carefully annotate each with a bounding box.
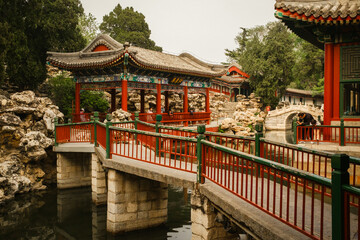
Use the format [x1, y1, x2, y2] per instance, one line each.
[0, 186, 191, 240]
[264, 129, 294, 144]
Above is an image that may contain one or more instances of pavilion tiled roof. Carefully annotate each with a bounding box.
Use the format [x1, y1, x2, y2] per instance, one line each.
[47, 34, 226, 77]
[275, 0, 360, 23]
[286, 88, 323, 96]
[217, 76, 249, 84]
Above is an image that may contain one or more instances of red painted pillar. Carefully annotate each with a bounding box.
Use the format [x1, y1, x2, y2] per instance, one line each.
[183, 86, 189, 112]
[205, 88, 210, 113]
[156, 83, 161, 114]
[165, 91, 169, 112]
[121, 79, 128, 111]
[324, 43, 334, 125]
[333, 44, 341, 120]
[110, 89, 116, 112]
[140, 90, 145, 113]
[206, 88, 210, 124]
[183, 86, 189, 126]
[75, 82, 81, 115]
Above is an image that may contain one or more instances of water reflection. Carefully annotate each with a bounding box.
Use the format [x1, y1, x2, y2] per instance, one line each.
[0, 185, 191, 240]
[264, 130, 294, 144]
[0, 188, 57, 239]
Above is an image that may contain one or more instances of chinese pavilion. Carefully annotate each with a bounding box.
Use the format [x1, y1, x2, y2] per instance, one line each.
[209, 63, 251, 102]
[47, 34, 226, 124]
[275, 0, 360, 125]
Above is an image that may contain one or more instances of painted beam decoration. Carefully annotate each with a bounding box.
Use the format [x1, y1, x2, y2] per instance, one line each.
[75, 73, 210, 89]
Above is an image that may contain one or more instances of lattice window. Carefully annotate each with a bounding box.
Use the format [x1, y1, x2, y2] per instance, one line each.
[342, 46, 360, 81]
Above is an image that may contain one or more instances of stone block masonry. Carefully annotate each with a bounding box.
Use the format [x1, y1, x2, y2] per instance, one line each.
[191, 189, 238, 240]
[57, 152, 91, 189]
[107, 169, 168, 234]
[91, 153, 107, 205]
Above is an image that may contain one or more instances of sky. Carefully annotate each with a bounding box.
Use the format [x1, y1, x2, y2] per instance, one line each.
[81, 0, 276, 64]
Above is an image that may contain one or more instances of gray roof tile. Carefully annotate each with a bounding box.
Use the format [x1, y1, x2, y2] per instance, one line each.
[275, 0, 360, 19]
[47, 34, 226, 77]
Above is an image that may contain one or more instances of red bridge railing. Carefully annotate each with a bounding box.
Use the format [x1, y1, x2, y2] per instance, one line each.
[296, 122, 360, 146]
[110, 126, 197, 173]
[55, 122, 94, 143]
[54, 114, 360, 239]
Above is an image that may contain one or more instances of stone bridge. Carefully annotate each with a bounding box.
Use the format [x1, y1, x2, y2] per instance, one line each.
[54, 143, 308, 240]
[265, 104, 323, 130]
[52, 119, 358, 240]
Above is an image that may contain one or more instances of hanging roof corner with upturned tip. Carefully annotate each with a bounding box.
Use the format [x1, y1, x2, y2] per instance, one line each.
[46, 34, 227, 78]
[275, 0, 360, 23]
[212, 62, 250, 85]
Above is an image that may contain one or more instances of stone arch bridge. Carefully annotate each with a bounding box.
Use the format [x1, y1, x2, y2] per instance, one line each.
[265, 104, 323, 130]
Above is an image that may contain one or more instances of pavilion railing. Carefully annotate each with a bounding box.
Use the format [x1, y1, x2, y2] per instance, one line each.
[130, 112, 211, 125]
[54, 113, 359, 240]
[72, 112, 107, 123]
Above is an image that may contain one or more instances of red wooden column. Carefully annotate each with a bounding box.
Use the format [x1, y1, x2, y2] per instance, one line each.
[75, 82, 81, 115]
[183, 86, 189, 112]
[205, 88, 210, 124]
[333, 44, 341, 120]
[164, 91, 169, 112]
[110, 89, 116, 112]
[121, 79, 128, 111]
[156, 83, 161, 114]
[324, 43, 334, 125]
[183, 86, 189, 126]
[140, 90, 145, 113]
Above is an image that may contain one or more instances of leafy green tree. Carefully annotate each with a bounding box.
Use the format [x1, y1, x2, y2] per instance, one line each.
[48, 74, 75, 119]
[100, 4, 162, 51]
[292, 38, 324, 90]
[80, 91, 109, 113]
[312, 78, 324, 96]
[226, 21, 295, 108]
[78, 13, 99, 45]
[0, 0, 86, 90]
[49, 74, 109, 119]
[0, 22, 9, 81]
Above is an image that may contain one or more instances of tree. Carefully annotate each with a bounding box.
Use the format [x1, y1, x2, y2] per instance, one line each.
[226, 21, 295, 108]
[293, 38, 324, 90]
[100, 4, 162, 51]
[0, 0, 86, 90]
[312, 78, 324, 96]
[78, 13, 99, 45]
[49, 74, 109, 119]
[48, 74, 75, 119]
[0, 22, 9, 81]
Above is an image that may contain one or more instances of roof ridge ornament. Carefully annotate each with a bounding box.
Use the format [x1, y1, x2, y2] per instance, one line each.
[123, 42, 130, 50]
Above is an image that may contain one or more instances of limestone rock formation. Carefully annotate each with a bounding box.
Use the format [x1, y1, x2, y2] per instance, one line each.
[188, 93, 205, 112]
[210, 93, 228, 120]
[109, 109, 132, 122]
[219, 93, 266, 137]
[0, 90, 63, 204]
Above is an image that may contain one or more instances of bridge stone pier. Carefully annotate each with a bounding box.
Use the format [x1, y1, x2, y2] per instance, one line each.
[265, 104, 323, 130]
[56, 151, 92, 189]
[191, 188, 238, 240]
[91, 153, 107, 205]
[107, 169, 168, 233]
